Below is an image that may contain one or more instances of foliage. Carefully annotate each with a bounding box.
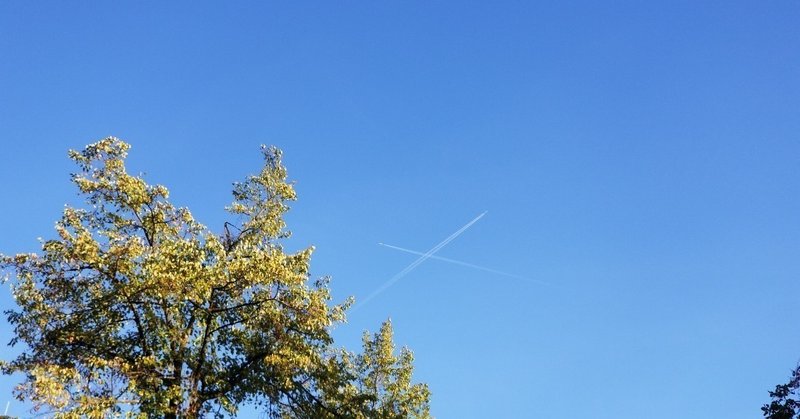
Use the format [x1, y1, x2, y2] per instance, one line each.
[348, 321, 431, 417]
[0, 137, 430, 418]
[764, 365, 800, 419]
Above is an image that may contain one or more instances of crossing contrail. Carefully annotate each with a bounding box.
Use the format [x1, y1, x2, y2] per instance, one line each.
[377, 243, 550, 286]
[353, 211, 487, 310]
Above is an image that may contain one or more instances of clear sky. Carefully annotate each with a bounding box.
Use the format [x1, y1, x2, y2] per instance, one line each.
[1, 1, 799, 418]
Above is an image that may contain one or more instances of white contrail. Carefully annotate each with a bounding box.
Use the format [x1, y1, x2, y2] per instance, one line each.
[353, 211, 487, 310]
[378, 243, 550, 286]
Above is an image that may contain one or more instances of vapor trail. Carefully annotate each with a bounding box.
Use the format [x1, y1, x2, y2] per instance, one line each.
[378, 243, 550, 286]
[353, 211, 487, 310]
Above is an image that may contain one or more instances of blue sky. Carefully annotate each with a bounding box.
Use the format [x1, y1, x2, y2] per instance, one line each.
[1, 1, 799, 417]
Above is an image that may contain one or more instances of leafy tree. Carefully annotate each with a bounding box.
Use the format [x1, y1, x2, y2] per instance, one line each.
[764, 365, 800, 419]
[0, 138, 430, 418]
[348, 321, 432, 417]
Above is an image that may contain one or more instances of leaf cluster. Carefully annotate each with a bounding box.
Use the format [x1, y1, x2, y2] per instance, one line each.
[764, 365, 800, 419]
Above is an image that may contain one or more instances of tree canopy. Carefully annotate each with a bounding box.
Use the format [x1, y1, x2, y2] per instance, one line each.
[764, 365, 800, 419]
[0, 137, 430, 418]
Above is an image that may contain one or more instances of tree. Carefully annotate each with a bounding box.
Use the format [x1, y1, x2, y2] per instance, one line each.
[345, 321, 432, 418]
[764, 365, 800, 419]
[0, 138, 430, 418]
